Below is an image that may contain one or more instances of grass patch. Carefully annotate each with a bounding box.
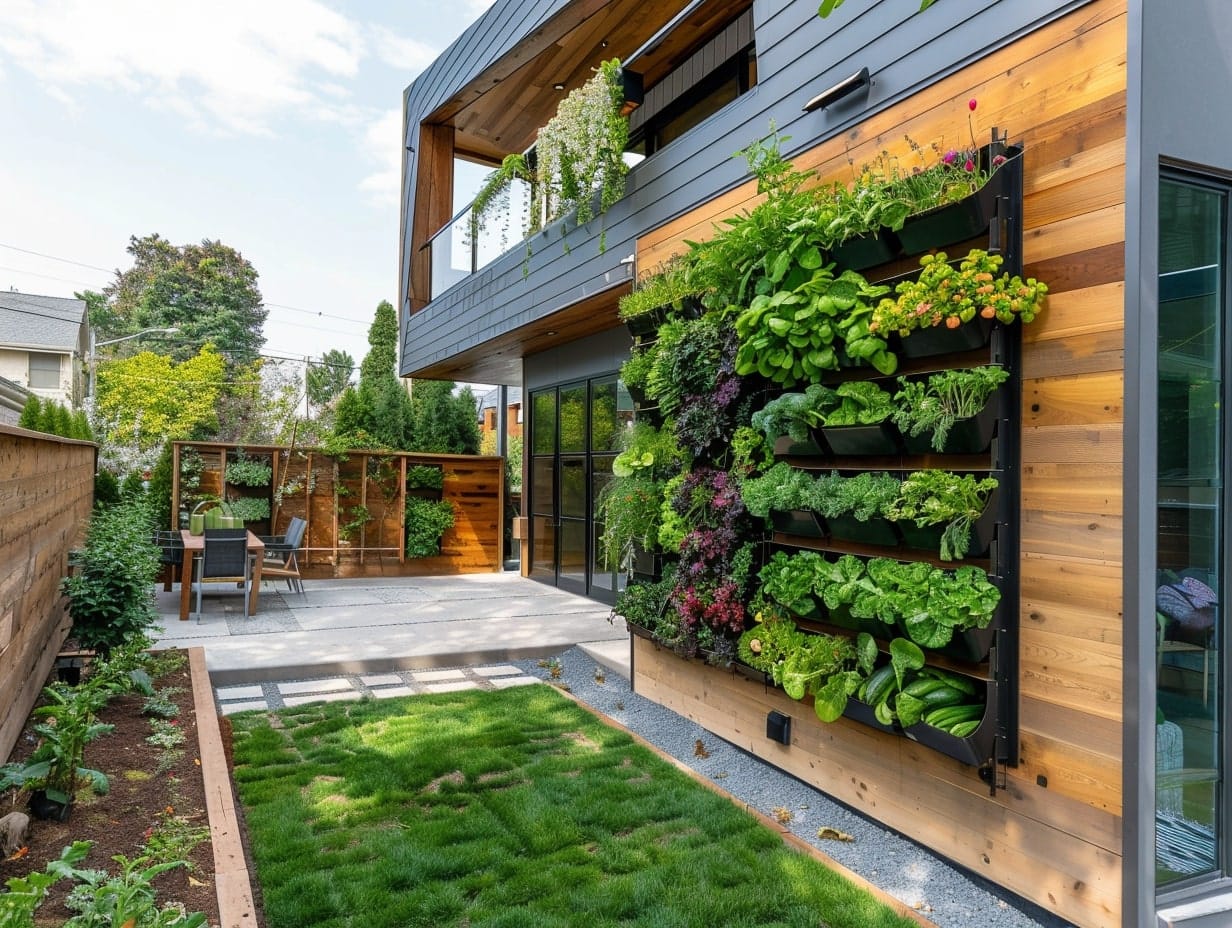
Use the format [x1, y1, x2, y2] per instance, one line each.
[229, 686, 917, 928]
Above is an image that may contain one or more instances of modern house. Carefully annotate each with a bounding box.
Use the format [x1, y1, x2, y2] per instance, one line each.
[0, 291, 89, 410]
[399, 1, 1232, 924]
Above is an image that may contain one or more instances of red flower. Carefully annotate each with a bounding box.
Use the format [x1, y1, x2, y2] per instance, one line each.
[963, 158, 975, 172]
[968, 98, 977, 111]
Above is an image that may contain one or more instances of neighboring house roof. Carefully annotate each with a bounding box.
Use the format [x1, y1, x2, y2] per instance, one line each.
[0, 373, 31, 418]
[0, 291, 88, 352]
[476, 385, 523, 414]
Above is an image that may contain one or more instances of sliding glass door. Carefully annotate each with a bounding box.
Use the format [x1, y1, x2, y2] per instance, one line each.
[1156, 175, 1228, 886]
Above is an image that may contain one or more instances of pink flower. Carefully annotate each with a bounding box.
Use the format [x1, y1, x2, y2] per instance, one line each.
[992, 154, 1007, 167]
[968, 98, 977, 111]
[943, 149, 957, 165]
[964, 158, 975, 172]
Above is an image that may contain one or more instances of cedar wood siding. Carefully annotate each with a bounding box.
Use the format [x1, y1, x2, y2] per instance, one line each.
[399, 0, 1100, 379]
[632, 2, 1127, 926]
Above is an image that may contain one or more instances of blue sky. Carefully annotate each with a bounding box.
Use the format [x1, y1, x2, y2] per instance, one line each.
[0, 0, 493, 369]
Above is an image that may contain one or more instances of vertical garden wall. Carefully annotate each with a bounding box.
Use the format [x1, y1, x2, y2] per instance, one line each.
[617, 2, 1127, 926]
[171, 442, 504, 577]
[0, 425, 95, 764]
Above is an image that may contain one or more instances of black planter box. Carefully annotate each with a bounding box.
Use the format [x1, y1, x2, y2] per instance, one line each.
[824, 603, 892, 639]
[897, 490, 999, 559]
[904, 680, 997, 766]
[825, 513, 901, 547]
[901, 400, 999, 455]
[815, 421, 902, 456]
[625, 620, 657, 642]
[842, 696, 899, 733]
[895, 315, 995, 360]
[732, 660, 771, 685]
[896, 146, 1022, 255]
[622, 306, 669, 339]
[832, 229, 901, 271]
[770, 508, 826, 539]
[897, 599, 1001, 662]
[773, 434, 827, 458]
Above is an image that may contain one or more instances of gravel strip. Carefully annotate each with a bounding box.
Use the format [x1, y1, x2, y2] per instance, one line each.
[515, 647, 1074, 928]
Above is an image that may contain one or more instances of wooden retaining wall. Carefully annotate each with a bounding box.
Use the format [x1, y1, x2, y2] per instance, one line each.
[172, 443, 504, 577]
[632, 2, 1127, 925]
[0, 425, 96, 765]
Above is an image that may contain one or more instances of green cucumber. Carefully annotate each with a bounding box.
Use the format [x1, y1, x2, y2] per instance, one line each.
[918, 667, 978, 695]
[903, 678, 947, 698]
[948, 719, 981, 738]
[924, 703, 984, 728]
[917, 686, 968, 709]
[862, 665, 897, 708]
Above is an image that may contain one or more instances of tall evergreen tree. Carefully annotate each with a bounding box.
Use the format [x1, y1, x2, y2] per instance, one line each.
[331, 300, 415, 450]
[18, 395, 41, 430]
[410, 380, 480, 454]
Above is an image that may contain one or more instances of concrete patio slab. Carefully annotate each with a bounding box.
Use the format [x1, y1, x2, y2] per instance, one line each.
[153, 572, 626, 686]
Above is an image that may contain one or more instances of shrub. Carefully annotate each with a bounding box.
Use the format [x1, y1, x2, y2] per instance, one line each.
[60, 497, 161, 653]
[404, 498, 455, 558]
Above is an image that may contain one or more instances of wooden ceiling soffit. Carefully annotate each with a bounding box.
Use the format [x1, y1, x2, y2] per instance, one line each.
[405, 281, 630, 384]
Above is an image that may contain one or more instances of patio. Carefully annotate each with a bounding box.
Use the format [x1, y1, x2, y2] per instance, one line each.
[151, 572, 630, 686]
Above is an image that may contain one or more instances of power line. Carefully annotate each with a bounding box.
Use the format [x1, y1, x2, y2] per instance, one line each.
[0, 242, 113, 273]
[0, 264, 102, 289]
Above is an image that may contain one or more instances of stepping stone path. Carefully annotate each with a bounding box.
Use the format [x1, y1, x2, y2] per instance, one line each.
[215, 664, 541, 714]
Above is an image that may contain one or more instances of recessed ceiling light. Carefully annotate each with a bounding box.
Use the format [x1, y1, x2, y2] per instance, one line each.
[545, 330, 558, 336]
[553, 83, 565, 91]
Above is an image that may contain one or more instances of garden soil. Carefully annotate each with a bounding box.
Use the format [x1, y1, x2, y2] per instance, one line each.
[1, 654, 227, 926]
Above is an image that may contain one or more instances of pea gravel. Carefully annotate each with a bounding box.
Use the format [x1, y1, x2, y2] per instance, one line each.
[515, 647, 1075, 928]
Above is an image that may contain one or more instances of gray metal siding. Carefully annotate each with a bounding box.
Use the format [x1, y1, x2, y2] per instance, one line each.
[525, 327, 631, 391]
[402, 0, 1090, 377]
[1125, 1, 1232, 922]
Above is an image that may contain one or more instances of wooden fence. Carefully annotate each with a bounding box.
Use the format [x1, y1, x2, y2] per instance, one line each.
[172, 442, 504, 577]
[0, 425, 95, 764]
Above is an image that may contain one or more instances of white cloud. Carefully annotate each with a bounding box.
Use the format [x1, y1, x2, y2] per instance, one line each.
[358, 107, 404, 205]
[368, 25, 438, 75]
[0, 0, 365, 136]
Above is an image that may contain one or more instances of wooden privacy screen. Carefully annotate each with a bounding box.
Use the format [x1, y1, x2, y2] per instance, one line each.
[632, 1, 1127, 925]
[171, 442, 504, 578]
[0, 426, 95, 765]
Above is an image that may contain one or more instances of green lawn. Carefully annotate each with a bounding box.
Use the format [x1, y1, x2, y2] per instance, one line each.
[229, 685, 918, 928]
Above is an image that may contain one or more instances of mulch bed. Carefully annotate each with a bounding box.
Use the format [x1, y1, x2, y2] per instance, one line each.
[1, 653, 224, 926]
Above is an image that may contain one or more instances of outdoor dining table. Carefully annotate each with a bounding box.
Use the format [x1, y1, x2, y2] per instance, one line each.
[178, 529, 265, 621]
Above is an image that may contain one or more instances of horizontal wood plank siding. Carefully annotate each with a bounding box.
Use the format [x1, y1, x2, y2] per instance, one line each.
[630, 2, 1127, 925]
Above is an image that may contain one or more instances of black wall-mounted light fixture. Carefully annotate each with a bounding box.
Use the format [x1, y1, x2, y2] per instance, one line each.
[803, 66, 871, 113]
[766, 710, 792, 745]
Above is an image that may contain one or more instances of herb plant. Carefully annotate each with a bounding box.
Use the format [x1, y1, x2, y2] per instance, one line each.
[808, 471, 901, 521]
[224, 450, 272, 487]
[891, 366, 1009, 451]
[740, 462, 818, 518]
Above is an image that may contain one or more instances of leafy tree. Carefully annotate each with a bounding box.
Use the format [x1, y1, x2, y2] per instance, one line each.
[147, 443, 175, 530]
[93, 346, 226, 456]
[306, 349, 355, 410]
[410, 380, 480, 454]
[331, 300, 415, 450]
[99, 233, 267, 364]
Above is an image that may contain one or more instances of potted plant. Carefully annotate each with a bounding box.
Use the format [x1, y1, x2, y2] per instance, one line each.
[405, 464, 445, 498]
[885, 471, 999, 560]
[733, 265, 891, 387]
[757, 550, 826, 619]
[750, 385, 836, 455]
[809, 471, 902, 546]
[740, 462, 825, 538]
[224, 449, 273, 487]
[226, 495, 270, 523]
[812, 381, 900, 455]
[611, 568, 675, 640]
[0, 685, 114, 822]
[404, 497, 455, 558]
[870, 249, 1048, 358]
[618, 255, 705, 337]
[597, 475, 664, 573]
[891, 365, 1009, 453]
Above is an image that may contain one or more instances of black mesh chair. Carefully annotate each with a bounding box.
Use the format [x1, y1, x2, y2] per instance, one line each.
[194, 528, 253, 621]
[153, 531, 184, 592]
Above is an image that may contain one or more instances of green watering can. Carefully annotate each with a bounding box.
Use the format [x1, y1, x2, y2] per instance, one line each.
[189, 499, 243, 535]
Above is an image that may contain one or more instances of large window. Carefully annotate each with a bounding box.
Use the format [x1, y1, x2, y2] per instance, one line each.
[28, 352, 61, 390]
[1156, 175, 1227, 886]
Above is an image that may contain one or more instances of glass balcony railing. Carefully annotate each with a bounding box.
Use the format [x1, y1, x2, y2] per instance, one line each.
[427, 176, 534, 301]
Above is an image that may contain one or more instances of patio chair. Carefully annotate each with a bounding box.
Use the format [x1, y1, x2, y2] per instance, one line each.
[153, 530, 184, 592]
[260, 516, 307, 594]
[194, 528, 253, 621]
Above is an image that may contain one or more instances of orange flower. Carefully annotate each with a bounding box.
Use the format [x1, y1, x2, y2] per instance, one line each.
[945, 315, 961, 329]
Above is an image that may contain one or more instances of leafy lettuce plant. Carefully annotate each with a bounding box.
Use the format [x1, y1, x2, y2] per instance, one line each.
[885, 471, 999, 560]
[740, 462, 818, 518]
[757, 550, 826, 615]
[808, 471, 901, 521]
[819, 381, 894, 427]
[750, 384, 837, 442]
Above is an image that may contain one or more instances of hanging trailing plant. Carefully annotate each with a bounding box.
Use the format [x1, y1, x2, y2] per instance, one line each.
[469, 60, 630, 255]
